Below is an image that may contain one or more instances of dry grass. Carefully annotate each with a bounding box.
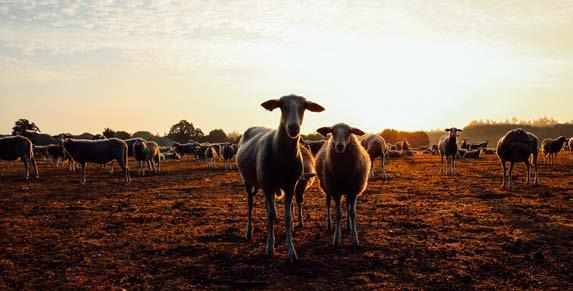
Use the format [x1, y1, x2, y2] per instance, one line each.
[0, 153, 572, 289]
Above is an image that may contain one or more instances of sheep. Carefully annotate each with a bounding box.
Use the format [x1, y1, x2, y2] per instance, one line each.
[481, 148, 495, 155]
[496, 129, 539, 190]
[459, 139, 468, 150]
[123, 138, 146, 157]
[541, 136, 568, 165]
[194, 144, 207, 162]
[161, 151, 181, 160]
[360, 134, 387, 179]
[204, 144, 217, 168]
[133, 139, 160, 176]
[159, 146, 172, 153]
[389, 144, 398, 151]
[463, 149, 481, 159]
[33, 145, 49, 160]
[172, 142, 199, 159]
[92, 134, 106, 140]
[568, 138, 573, 160]
[456, 148, 467, 159]
[387, 150, 401, 158]
[45, 144, 66, 167]
[400, 138, 413, 159]
[236, 94, 324, 262]
[303, 140, 326, 156]
[0, 135, 39, 179]
[292, 145, 317, 229]
[221, 142, 236, 170]
[438, 127, 462, 176]
[315, 123, 370, 248]
[62, 138, 130, 185]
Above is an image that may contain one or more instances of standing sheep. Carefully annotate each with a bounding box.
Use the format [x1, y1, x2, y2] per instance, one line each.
[400, 138, 413, 159]
[0, 136, 39, 179]
[360, 134, 387, 179]
[315, 123, 370, 248]
[236, 94, 324, 262]
[221, 142, 236, 170]
[204, 144, 217, 168]
[133, 140, 160, 176]
[438, 128, 462, 176]
[496, 128, 539, 190]
[63, 138, 130, 185]
[541, 136, 568, 165]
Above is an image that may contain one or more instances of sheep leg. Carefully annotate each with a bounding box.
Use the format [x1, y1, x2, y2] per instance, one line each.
[533, 156, 539, 185]
[109, 161, 114, 174]
[118, 158, 130, 184]
[295, 189, 304, 229]
[80, 163, 87, 185]
[31, 157, 38, 178]
[156, 155, 160, 174]
[326, 192, 332, 233]
[525, 159, 531, 185]
[283, 187, 298, 263]
[381, 156, 387, 179]
[23, 156, 30, 180]
[264, 189, 276, 257]
[244, 185, 257, 241]
[369, 160, 375, 180]
[345, 197, 352, 233]
[333, 195, 342, 249]
[348, 194, 359, 247]
[508, 162, 514, 189]
[501, 160, 507, 189]
[452, 155, 456, 176]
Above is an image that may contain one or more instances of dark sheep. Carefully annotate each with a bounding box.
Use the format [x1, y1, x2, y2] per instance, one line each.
[360, 134, 387, 179]
[236, 94, 324, 262]
[541, 136, 568, 165]
[63, 138, 130, 185]
[123, 138, 146, 156]
[0, 135, 39, 179]
[496, 128, 539, 190]
[463, 149, 481, 159]
[315, 123, 370, 248]
[221, 142, 236, 170]
[133, 140, 160, 175]
[172, 142, 199, 159]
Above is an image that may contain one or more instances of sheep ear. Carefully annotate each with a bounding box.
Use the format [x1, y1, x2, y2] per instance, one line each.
[457, 129, 463, 132]
[317, 127, 332, 136]
[305, 101, 325, 112]
[445, 128, 451, 132]
[351, 128, 365, 136]
[261, 99, 281, 111]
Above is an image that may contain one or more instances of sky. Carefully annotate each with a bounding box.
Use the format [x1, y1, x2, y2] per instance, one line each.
[1, 0, 572, 135]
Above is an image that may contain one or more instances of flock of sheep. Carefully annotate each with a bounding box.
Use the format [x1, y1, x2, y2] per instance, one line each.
[1, 94, 572, 263]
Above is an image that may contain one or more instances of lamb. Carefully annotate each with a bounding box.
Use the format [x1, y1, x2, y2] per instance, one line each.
[496, 129, 539, 189]
[133, 139, 160, 175]
[221, 142, 236, 170]
[0, 135, 39, 179]
[236, 94, 324, 262]
[360, 134, 387, 179]
[303, 140, 326, 156]
[315, 123, 370, 248]
[62, 138, 130, 185]
[438, 127, 462, 176]
[541, 136, 568, 165]
[292, 145, 317, 228]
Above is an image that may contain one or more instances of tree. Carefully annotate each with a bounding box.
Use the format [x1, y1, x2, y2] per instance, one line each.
[227, 131, 242, 143]
[115, 131, 131, 140]
[206, 129, 228, 143]
[103, 128, 116, 138]
[12, 119, 40, 136]
[132, 131, 154, 140]
[168, 120, 196, 143]
[380, 129, 398, 143]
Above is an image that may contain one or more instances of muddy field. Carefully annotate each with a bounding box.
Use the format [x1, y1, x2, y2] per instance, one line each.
[0, 153, 572, 289]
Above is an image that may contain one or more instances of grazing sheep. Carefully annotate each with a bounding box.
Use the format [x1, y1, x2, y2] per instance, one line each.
[133, 140, 160, 175]
[292, 145, 317, 228]
[360, 134, 387, 179]
[463, 149, 481, 159]
[438, 127, 462, 176]
[400, 139, 413, 159]
[62, 138, 130, 185]
[568, 138, 573, 160]
[221, 142, 236, 170]
[0, 135, 39, 179]
[236, 94, 324, 262]
[541, 136, 568, 165]
[161, 151, 181, 160]
[496, 128, 539, 190]
[387, 150, 401, 159]
[315, 123, 370, 248]
[303, 140, 326, 156]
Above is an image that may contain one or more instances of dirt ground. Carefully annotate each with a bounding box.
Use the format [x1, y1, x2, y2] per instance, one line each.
[0, 153, 572, 289]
